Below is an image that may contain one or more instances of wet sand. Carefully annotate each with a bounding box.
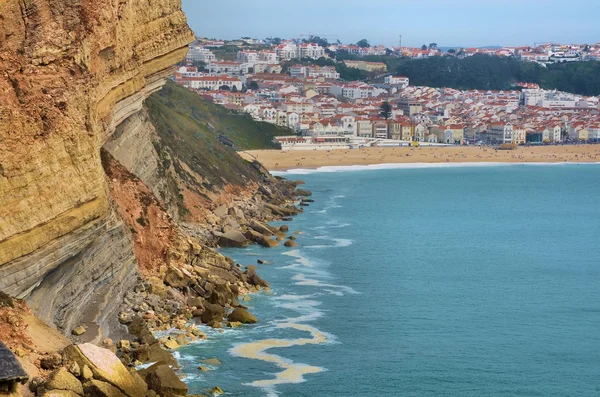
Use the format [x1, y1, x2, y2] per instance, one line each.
[240, 145, 600, 171]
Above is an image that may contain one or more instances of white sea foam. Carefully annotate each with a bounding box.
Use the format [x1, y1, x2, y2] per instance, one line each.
[292, 274, 359, 295]
[272, 161, 600, 175]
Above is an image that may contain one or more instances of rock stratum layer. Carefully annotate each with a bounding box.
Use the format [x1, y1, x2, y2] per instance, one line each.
[0, 0, 194, 338]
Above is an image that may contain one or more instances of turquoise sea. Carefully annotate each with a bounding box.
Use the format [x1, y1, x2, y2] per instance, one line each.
[178, 164, 600, 396]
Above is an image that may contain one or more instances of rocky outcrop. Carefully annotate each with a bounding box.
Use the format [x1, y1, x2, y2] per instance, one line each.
[0, 0, 194, 337]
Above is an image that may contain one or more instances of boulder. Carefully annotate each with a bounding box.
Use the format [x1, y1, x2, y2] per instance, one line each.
[81, 365, 93, 381]
[249, 220, 274, 236]
[64, 344, 148, 397]
[164, 267, 192, 288]
[227, 321, 242, 328]
[279, 225, 289, 232]
[209, 386, 224, 395]
[294, 189, 312, 197]
[174, 334, 189, 347]
[257, 236, 279, 248]
[208, 284, 235, 306]
[243, 229, 264, 243]
[143, 364, 188, 397]
[200, 358, 222, 366]
[288, 235, 296, 241]
[200, 303, 224, 324]
[163, 339, 179, 350]
[244, 267, 269, 288]
[228, 207, 245, 219]
[71, 325, 86, 336]
[83, 380, 127, 397]
[45, 368, 83, 395]
[40, 353, 63, 370]
[147, 278, 167, 299]
[0, 291, 14, 308]
[198, 366, 211, 372]
[213, 205, 228, 218]
[217, 231, 249, 248]
[265, 204, 300, 217]
[284, 240, 298, 248]
[227, 308, 258, 324]
[187, 297, 204, 309]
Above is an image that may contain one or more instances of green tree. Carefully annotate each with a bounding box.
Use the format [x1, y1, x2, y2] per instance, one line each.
[448, 49, 456, 54]
[190, 60, 207, 71]
[421, 45, 427, 50]
[231, 85, 238, 92]
[266, 37, 282, 45]
[248, 81, 259, 90]
[219, 85, 231, 91]
[428, 43, 438, 50]
[304, 35, 329, 48]
[357, 39, 370, 48]
[379, 102, 392, 119]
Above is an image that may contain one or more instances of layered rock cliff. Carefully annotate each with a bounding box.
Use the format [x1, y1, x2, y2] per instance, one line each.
[0, 0, 194, 339]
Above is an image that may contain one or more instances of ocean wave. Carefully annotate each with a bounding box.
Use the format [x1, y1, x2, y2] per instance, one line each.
[273, 161, 600, 175]
[304, 238, 353, 249]
[292, 274, 359, 295]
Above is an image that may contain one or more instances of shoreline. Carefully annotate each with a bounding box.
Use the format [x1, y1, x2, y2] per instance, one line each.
[240, 144, 600, 171]
[271, 161, 600, 174]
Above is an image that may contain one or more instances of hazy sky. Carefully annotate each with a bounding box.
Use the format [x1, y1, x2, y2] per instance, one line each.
[181, 0, 599, 48]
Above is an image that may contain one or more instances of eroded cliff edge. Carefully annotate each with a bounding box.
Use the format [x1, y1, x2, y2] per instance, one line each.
[0, 0, 195, 338]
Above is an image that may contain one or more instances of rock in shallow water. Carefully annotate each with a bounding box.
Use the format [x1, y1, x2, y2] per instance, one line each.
[227, 308, 258, 324]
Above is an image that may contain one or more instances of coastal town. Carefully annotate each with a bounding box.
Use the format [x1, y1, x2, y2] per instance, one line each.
[175, 37, 600, 151]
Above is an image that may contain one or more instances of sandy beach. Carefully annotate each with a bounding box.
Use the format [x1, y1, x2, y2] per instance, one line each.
[240, 145, 600, 170]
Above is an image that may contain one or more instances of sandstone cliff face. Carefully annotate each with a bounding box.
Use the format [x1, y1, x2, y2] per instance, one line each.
[0, 0, 194, 339]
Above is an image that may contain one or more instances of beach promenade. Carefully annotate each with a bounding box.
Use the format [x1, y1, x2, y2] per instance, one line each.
[240, 144, 600, 171]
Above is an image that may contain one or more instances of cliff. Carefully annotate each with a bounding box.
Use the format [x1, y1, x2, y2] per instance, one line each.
[0, 0, 194, 340]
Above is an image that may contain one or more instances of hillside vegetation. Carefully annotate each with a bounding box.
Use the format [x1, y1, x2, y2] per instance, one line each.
[394, 55, 600, 95]
[146, 82, 291, 151]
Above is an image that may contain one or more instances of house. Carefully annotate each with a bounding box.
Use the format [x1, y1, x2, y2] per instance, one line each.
[0, 341, 29, 396]
[356, 117, 374, 137]
[298, 43, 326, 59]
[177, 75, 243, 91]
[384, 76, 410, 88]
[486, 122, 514, 144]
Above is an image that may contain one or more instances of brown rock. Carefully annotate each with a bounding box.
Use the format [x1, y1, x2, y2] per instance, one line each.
[279, 225, 289, 232]
[45, 368, 83, 395]
[244, 267, 269, 288]
[200, 303, 224, 324]
[40, 353, 63, 370]
[249, 220, 274, 236]
[217, 231, 249, 248]
[227, 308, 258, 324]
[294, 189, 312, 197]
[72, 325, 86, 336]
[257, 236, 279, 248]
[83, 379, 127, 397]
[64, 343, 148, 397]
[143, 363, 188, 397]
[200, 358, 222, 366]
[284, 240, 298, 248]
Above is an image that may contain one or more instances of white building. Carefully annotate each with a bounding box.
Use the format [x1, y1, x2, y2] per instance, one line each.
[178, 75, 243, 91]
[384, 75, 410, 88]
[237, 51, 259, 64]
[330, 82, 385, 100]
[186, 46, 216, 63]
[276, 43, 298, 60]
[259, 51, 278, 63]
[486, 122, 513, 144]
[298, 43, 326, 59]
[207, 61, 250, 76]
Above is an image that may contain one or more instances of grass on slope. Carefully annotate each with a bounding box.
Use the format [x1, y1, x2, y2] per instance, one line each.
[147, 82, 291, 150]
[145, 82, 267, 190]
